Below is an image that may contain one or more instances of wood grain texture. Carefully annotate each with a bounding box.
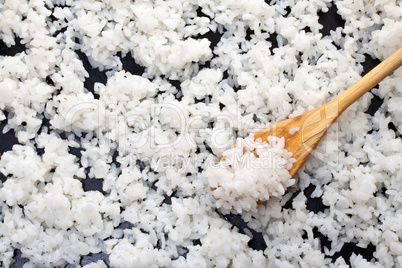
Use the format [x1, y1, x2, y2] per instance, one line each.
[254, 47, 402, 177]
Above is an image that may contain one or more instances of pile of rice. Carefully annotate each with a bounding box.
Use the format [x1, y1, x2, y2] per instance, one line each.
[205, 134, 296, 213]
[0, 0, 401, 267]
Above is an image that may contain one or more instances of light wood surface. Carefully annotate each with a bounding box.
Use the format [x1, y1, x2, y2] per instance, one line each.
[254, 47, 402, 177]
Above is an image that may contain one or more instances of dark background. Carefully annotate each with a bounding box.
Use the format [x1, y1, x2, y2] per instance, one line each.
[0, 2, 394, 267]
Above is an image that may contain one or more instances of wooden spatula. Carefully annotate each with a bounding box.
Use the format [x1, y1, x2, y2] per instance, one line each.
[253, 47, 402, 177]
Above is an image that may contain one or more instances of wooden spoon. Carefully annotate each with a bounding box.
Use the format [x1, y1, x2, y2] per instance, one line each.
[253, 47, 402, 177]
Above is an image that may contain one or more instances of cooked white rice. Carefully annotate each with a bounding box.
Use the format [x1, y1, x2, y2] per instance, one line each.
[205, 134, 296, 213]
[0, 0, 401, 267]
[289, 127, 300, 135]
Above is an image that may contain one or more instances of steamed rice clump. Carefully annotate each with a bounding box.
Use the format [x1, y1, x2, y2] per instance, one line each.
[0, 0, 402, 267]
[205, 134, 295, 213]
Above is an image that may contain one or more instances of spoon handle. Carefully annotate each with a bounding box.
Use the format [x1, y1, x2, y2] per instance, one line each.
[331, 47, 402, 114]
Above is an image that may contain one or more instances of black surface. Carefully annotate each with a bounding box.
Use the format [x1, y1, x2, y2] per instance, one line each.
[0, 37, 26, 57]
[318, 4, 345, 37]
[118, 51, 146, 76]
[193, 28, 223, 52]
[117, 221, 134, 230]
[74, 49, 107, 99]
[304, 184, 329, 213]
[10, 250, 29, 268]
[282, 189, 302, 210]
[81, 178, 106, 195]
[0, 113, 19, 184]
[193, 7, 223, 52]
[266, 32, 280, 54]
[0, 115, 19, 154]
[80, 253, 110, 267]
[362, 54, 382, 76]
[366, 93, 383, 116]
[69, 146, 83, 159]
[216, 210, 267, 251]
[313, 227, 377, 265]
[0, 0, 396, 266]
[192, 239, 202, 246]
